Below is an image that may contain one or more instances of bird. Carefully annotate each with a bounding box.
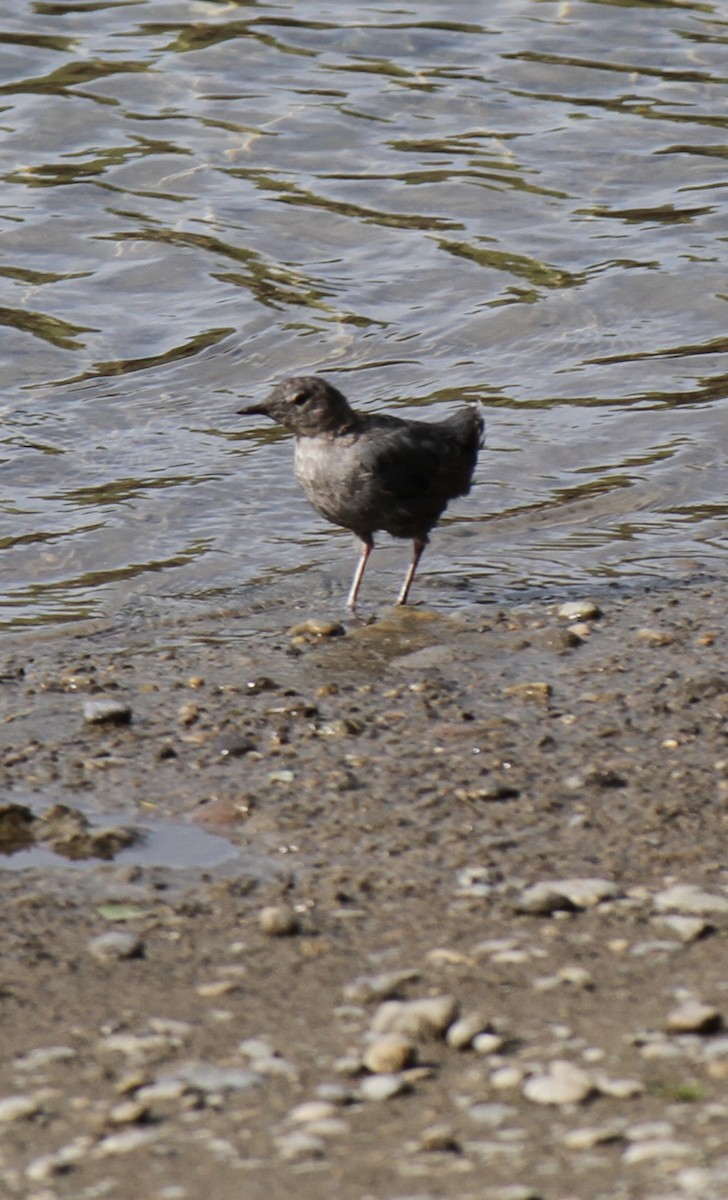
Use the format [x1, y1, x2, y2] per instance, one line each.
[238, 375, 485, 611]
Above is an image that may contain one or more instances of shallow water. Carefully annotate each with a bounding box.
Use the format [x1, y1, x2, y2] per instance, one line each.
[2, 0, 727, 631]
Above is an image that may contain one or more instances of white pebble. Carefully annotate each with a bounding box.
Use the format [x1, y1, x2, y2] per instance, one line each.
[667, 1000, 722, 1035]
[88, 931, 143, 962]
[623, 1139, 695, 1166]
[0, 1095, 40, 1123]
[358, 1073, 409, 1101]
[370, 995, 457, 1040]
[446, 1012, 491, 1050]
[653, 884, 728, 915]
[288, 1100, 338, 1124]
[523, 1061, 594, 1106]
[557, 600, 601, 621]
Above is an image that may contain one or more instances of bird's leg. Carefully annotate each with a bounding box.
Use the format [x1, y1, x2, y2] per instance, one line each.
[396, 538, 427, 606]
[347, 536, 374, 612]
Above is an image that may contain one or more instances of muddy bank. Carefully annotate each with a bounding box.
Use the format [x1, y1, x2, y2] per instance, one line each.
[0, 579, 727, 1199]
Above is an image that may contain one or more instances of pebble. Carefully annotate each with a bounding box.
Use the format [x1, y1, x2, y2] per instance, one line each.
[288, 1100, 338, 1124]
[594, 1075, 643, 1099]
[0, 1095, 40, 1123]
[446, 1012, 491, 1050]
[88, 931, 143, 962]
[415, 1125, 461, 1153]
[522, 1061, 594, 1106]
[258, 905, 300, 937]
[655, 915, 710, 943]
[653, 884, 728, 915]
[161, 1065, 264, 1094]
[503, 681, 552, 704]
[94, 1128, 160, 1156]
[83, 698, 132, 725]
[517, 877, 618, 914]
[26, 1141, 91, 1181]
[557, 600, 601, 621]
[343, 969, 419, 1003]
[490, 1066, 524, 1090]
[275, 1131, 326, 1160]
[370, 995, 458, 1040]
[108, 1099, 148, 1125]
[98, 1034, 181, 1062]
[14, 1046, 77, 1071]
[562, 1122, 625, 1150]
[483, 1187, 543, 1200]
[358, 1073, 409, 1102]
[467, 1103, 517, 1127]
[363, 1035, 416, 1074]
[622, 1138, 695, 1166]
[666, 1000, 723, 1035]
[472, 1033, 505, 1056]
[288, 618, 345, 639]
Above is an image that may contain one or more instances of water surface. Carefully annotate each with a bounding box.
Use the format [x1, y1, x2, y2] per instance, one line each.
[2, 0, 727, 631]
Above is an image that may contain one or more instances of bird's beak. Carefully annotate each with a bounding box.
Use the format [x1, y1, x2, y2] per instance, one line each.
[237, 401, 267, 416]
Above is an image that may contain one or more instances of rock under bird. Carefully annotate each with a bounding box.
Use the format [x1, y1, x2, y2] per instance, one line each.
[238, 375, 485, 611]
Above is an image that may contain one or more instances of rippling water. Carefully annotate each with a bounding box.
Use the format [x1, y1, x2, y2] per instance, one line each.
[2, 0, 727, 631]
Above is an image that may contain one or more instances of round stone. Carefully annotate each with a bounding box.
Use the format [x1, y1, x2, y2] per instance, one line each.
[362, 1035, 416, 1074]
[258, 905, 300, 937]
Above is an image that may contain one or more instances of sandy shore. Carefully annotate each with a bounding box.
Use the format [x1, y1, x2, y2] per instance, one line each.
[1, 578, 727, 1199]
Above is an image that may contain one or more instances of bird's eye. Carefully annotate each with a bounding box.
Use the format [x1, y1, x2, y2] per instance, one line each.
[292, 392, 307, 407]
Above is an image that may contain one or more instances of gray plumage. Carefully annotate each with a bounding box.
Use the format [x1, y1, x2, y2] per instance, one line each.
[239, 375, 485, 610]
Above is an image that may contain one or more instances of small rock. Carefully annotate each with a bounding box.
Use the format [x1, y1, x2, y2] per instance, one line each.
[666, 1001, 723, 1035]
[563, 1122, 625, 1150]
[177, 701, 199, 726]
[370, 995, 458, 1040]
[635, 627, 674, 646]
[343, 969, 419, 1003]
[289, 1100, 338, 1124]
[14, 1046, 77, 1071]
[446, 1011, 491, 1050]
[472, 1032, 505, 1056]
[161, 1064, 263, 1094]
[490, 1065, 524, 1089]
[503, 681, 552, 704]
[83, 698, 132, 725]
[358, 1073, 409, 1102]
[517, 877, 618, 914]
[0, 1095, 40, 1123]
[466, 1102, 516, 1127]
[0, 802, 35, 849]
[94, 1129, 159, 1156]
[523, 1061, 594, 1106]
[653, 884, 728, 916]
[363, 1035, 416, 1074]
[558, 600, 601, 621]
[483, 1187, 543, 1200]
[108, 1100, 148, 1125]
[416, 1124, 461, 1153]
[288, 618, 345, 639]
[275, 1131, 326, 1160]
[88, 932, 143, 963]
[623, 1139, 695, 1166]
[258, 905, 300, 937]
[595, 1075, 643, 1099]
[655, 915, 710, 943]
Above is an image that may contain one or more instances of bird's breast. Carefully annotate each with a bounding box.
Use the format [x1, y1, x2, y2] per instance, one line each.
[294, 434, 366, 532]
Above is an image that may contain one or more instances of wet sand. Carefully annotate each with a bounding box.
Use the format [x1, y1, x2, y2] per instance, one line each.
[1, 578, 727, 1199]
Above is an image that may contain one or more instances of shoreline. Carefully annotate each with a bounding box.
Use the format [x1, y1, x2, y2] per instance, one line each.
[1, 577, 727, 1197]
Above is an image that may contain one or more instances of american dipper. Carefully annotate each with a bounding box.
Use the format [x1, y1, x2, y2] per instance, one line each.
[239, 375, 485, 610]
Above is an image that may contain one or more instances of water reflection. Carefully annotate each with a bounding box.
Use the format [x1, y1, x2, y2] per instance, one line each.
[0, 0, 726, 631]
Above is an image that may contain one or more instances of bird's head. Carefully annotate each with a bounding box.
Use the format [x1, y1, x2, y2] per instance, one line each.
[238, 375, 355, 436]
